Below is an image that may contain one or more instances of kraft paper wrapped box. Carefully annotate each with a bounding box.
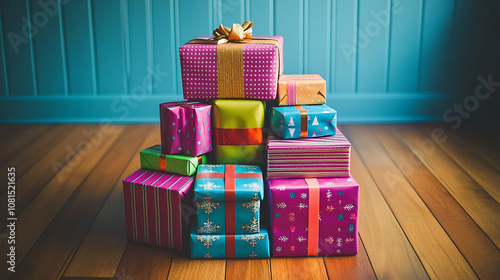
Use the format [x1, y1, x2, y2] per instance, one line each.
[268, 176, 359, 257]
[213, 99, 265, 164]
[194, 164, 264, 234]
[123, 169, 195, 250]
[277, 74, 326, 106]
[190, 228, 271, 259]
[270, 104, 337, 139]
[160, 101, 212, 157]
[179, 36, 283, 100]
[266, 129, 351, 179]
[140, 145, 207, 176]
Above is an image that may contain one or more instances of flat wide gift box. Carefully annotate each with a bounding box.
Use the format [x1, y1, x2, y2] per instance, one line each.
[140, 145, 207, 176]
[267, 129, 351, 179]
[123, 169, 194, 250]
[190, 228, 270, 259]
[270, 104, 337, 139]
[213, 99, 265, 164]
[277, 74, 327, 106]
[268, 177, 359, 257]
[179, 36, 283, 100]
[160, 101, 212, 157]
[194, 164, 264, 234]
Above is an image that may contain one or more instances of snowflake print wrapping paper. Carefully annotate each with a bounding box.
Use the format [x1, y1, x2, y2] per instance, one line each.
[190, 228, 270, 258]
[268, 176, 359, 257]
[194, 164, 264, 234]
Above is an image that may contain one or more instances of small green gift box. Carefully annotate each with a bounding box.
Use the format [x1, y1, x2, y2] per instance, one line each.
[140, 145, 207, 176]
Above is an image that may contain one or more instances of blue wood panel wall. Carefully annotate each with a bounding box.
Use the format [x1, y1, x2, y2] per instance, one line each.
[0, 0, 485, 122]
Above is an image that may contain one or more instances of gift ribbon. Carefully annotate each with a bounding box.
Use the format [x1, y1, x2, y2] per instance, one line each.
[160, 153, 166, 171]
[159, 153, 203, 171]
[195, 165, 262, 233]
[214, 127, 263, 145]
[213, 21, 253, 42]
[185, 21, 282, 99]
[305, 178, 320, 256]
[295, 105, 308, 138]
[196, 165, 263, 258]
[225, 164, 236, 257]
[281, 76, 326, 105]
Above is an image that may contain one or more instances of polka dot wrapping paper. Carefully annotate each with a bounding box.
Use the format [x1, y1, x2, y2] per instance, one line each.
[277, 74, 327, 106]
[160, 101, 212, 157]
[179, 36, 283, 100]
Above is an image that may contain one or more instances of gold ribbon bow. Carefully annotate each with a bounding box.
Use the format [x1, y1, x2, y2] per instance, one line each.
[213, 21, 253, 43]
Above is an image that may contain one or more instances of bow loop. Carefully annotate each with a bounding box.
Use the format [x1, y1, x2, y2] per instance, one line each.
[213, 21, 253, 43]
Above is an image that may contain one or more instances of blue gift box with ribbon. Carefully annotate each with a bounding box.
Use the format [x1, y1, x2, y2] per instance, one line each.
[190, 228, 270, 258]
[194, 164, 264, 234]
[270, 104, 337, 139]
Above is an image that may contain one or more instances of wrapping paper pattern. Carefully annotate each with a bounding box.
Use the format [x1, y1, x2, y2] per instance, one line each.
[270, 104, 337, 139]
[267, 129, 351, 179]
[268, 177, 359, 257]
[213, 99, 265, 164]
[194, 164, 264, 234]
[123, 169, 194, 250]
[160, 101, 212, 156]
[140, 145, 207, 176]
[190, 228, 270, 259]
[278, 75, 326, 106]
[180, 36, 283, 100]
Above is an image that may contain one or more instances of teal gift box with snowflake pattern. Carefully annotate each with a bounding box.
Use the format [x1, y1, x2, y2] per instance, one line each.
[194, 164, 264, 234]
[190, 228, 270, 258]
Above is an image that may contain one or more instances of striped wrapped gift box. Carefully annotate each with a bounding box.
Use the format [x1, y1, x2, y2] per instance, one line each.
[266, 129, 351, 179]
[123, 168, 194, 250]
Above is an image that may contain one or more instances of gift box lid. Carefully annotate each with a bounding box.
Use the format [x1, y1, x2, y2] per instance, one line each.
[194, 164, 264, 202]
[123, 168, 194, 198]
[159, 101, 209, 109]
[271, 104, 337, 139]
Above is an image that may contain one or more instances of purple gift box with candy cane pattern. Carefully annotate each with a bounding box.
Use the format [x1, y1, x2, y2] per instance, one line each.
[268, 176, 359, 257]
[160, 101, 212, 157]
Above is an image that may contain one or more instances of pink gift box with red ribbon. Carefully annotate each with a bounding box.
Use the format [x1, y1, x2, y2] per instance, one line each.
[123, 169, 195, 250]
[268, 176, 359, 257]
[160, 101, 212, 157]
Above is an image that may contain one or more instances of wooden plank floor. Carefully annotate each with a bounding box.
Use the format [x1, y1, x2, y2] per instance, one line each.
[1, 123, 499, 280]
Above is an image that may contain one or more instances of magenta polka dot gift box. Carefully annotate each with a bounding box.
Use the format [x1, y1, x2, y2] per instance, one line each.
[179, 36, 283, 100]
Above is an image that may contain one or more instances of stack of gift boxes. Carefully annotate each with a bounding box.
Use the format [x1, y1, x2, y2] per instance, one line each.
[122, 21, 359, 258]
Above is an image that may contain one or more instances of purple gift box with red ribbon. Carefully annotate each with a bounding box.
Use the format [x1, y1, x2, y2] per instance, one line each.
[123, 169, 195, 250]
[160, 101, 212, 157]
[268, 176, 359, 257]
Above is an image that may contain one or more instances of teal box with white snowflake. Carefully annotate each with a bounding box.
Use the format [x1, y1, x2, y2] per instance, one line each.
[190, 228, 270, 258]
[194, 164, 264, 234]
